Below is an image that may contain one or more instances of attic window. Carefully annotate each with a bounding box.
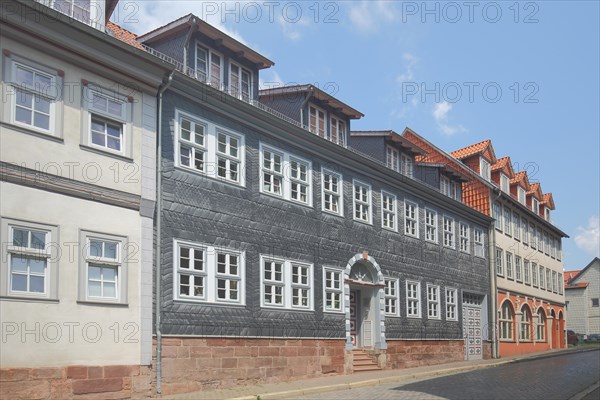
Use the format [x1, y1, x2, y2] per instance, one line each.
[500, 174, 510, 193]
[480, 158, 491, 181]
[518, 187, 526, 205]
[52, 0, 91, 24]
[532, 198, 539, 214]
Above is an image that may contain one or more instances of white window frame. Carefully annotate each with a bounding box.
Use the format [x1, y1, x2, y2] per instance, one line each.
[353, 180, 372, 224]
[309, 104, 326, 138]
[381, 191, 397, 232]
[384, 278, 400, 316]
[441, 175, 451, 197]
[260, 143, 312, 206]
[504, 206, 512, 236]
[546, 268, 552, 292]
[496, 248, 504, 276]
[518, 187, 526, 205]
[480, 158, 491, 181]
[558, 273, 563, 295]
[229, 61, 252, 100]
[536, 309, 546, 341]
[173, 240, 245, 305]
[425, 209, 438, 243]
[1, 219, 59, 300]
[404, 200, 419, 238]
[520, 306, 532, 341]
[493, 203, 502, 231]
[401, 154, 414, 178]
[323, 267, 344, 313]
[386, 146, 400, 172]
[459, 222, 470, 253]
[552, 271, 558, 293]
[260, 256, 313, 310]
[330, 115, 346, 146]
[532, 198, 539, 214]
[499, 301, 514, 341]
[195, 43, 223, 88]
[445, 288, 458, 321]
[321, 168, 343, 216]
[443, 216, 455, 248]
[537, 228, 543, 253]
[452, 182, 461, 202]
[474, 229, 484, 258]
[50, 0, 103, 27]
[506, 252, 513, 280]
[524, 259, 530, 285]
[532, 263, 538, 287]
[514, 213, 521, 241]
[530, 223, 536, 249]
[500, 174, 510, 193]
[406, 280, 421, 318]
[522, 218, 529, 246]
[539, 265, 545, 289]
[515, 256, 522, 282]
[427, 284, 441, 320]
[545, 208, 551, 222]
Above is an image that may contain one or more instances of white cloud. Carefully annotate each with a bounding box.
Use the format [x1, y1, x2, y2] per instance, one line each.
[347, 1, 397, 33]
[396, 53, 417, 82]
[575, 216, 600, 256]
[432, 101, 467, 135]
[277, 14, 311, 41]
[259, 70, 284, 89]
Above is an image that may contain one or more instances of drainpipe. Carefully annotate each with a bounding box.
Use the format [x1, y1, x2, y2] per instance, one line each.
[155, 71, 174, 396]
[490, 188, 502, 359]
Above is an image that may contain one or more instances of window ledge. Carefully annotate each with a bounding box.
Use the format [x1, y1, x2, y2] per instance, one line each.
[174, 166, 246, 189]
[321, 210, 344, 218]
[352, 219, 373, 226]
[80, 144, 134, 163]
[77, 300, 129, 307]
[0, 121, 64, 143]
[1, 295, 59, 303]
[174, 299, 247, 307]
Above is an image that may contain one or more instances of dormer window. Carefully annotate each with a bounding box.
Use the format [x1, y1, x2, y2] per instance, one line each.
[480, 158, 491, 181]
[500, 174, 510, 193]
[309, 105, 325, 138]
[545, 208, 551, 222]
[401, 154, 414, 178]
[330, 116, 346, 146]
[229, 63, 252, 101]
[532, 198, 539, 214]
[518, 187, 526, 205]
[441, 176, 450, 196]
[386, 146, 399, 172]
[195, 44, 223, 88]
[453, 182, 462, 202]
[51, 0, 92, 25]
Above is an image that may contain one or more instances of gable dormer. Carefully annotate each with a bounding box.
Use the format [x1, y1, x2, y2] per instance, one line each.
[38, 0, 116, 30]
[451, 139, 496, 182]
[491, 156, 515, 194]
[541, 193, 555, 221]
[510, 171, 530, 205]
[527, 182, 543, 215]
[138, 14, 273, 101]
[259, 85, 363, 147]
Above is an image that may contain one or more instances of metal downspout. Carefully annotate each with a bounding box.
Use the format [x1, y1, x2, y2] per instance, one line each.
[490, 188, 502, 359]
[155, 71, 174, 396]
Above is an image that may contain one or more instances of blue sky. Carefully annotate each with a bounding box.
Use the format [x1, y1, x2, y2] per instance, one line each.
[117, 1, 599, 270]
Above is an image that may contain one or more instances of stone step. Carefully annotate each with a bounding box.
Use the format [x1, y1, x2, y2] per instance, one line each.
[353, 364, 382, 372]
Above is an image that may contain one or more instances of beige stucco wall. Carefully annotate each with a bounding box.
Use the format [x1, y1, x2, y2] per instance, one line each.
[0, 182, 143, 367]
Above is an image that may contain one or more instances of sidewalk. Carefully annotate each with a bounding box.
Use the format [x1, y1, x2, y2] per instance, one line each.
[166, 347, 596, 400]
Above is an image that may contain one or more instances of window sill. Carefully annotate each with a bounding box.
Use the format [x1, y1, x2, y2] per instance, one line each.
[174, 165, 246, 189]
[259, 191, 313, 210]
[1, 121, 64, 143]
[1, 295, 59, 303]
[80, 144, 134, 163]
[352, 219, 373, 226]
[77, 300, 129, 307]
[321, 209, 344, 218]
[260, 305, 315, 313]
[174, 298, 246, 307]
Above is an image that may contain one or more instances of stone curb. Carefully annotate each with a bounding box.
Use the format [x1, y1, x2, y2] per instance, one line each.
[228, 348, 599, 400]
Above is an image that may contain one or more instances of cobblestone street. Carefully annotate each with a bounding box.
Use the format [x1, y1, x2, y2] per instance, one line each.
[296, 350, 600, 400]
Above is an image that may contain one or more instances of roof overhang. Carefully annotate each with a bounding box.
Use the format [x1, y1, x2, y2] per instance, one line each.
[106, 0, 119, 20]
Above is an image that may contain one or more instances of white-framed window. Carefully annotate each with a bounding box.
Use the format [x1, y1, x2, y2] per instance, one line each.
[229, 62, 252, 100]
[322, 168, 343, 216]
[524, 260, 530, 285]
[381, 191, 397, 231]
[176, 111, 245, 185]
[504, 207, 512, 236]
[79, 231, 128, 304]
[496, 248, 504, 276]
[514, 213, 521, 241]
[446, 288, 457, 321]
[536, 309, 546, 341]
[406, 280, 421, 318]
[174, 240, 245, 305]
[404, 201, 419, 237]
[499, 301, 514, 340]
[557, 239, 562, 261]
[427, 284, 440, 319]
[530, 223, 536, 248]
[330, 116, 346, 146]
[1, 220, 59, 300]
[550, 237, 556, 259]
[543, 231, 549, 255]
[386, 146, 400, 172]
[506, 252, 513, 279]
[493, 203, 502, 231]
[480, 158, 491, 181]
[401, 154, 414, 177]
[545, 208, 551, 222]
[384, 278, 399, 316]
[443, 216, 455, 248]
[309, 104, 326, 138]
[51, 0, 93, 25]
[474, 229, 484, 258]
[532, 263, 538, 287]
[323, 268, 343, 312]
[500, 174, 510, 193]
[518, 187, 527, 205]
[539, 265, 545, 289]
[459, 222, 470, 253]
[546, 269, 551, 292]
[515, 256, 522, 282]
[196, 44, 223, 87]
[260, 143, 312, 205]
[85, 86, 131, 155]
[532, 198, 539, 214]
[260, 256, 313, 310]
[522, 218, 529, 246]
[520, 306, 532, 341]
[558, 273, 563, 294]
[441, 176, 451, 197]
[552, 271, 558, 293]
[537, 228, 543, 253]
[425, 209, 438, 243]
[353, 180, 371, 224]
[452, 182, 462, 202]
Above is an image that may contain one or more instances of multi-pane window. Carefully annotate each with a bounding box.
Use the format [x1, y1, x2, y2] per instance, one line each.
[323, 268, 343, 312]
[384, 278, 399, 316]
[7, 226, 50, 295]
[196, 45, 222, 87]
[518, 187, 526, 205]
[558, 273, 563, 295]
[446, 288, 457, 321]
[532, 263, 538, 287]
[404, 201, 419, 237]
[543, 232, 549, 255]
[178, 116, 206, 172]
[499, 302, 513, 340]
[459, 223, 469, 253]
[322, 169, 343, 216]
[386, 146, 400, 172]
[506, 253, 514, 279]
[514, 214, 520, 240]
[500, 174, 510, 192]
[551, 238, 556, 259]
[452, 182, 462, 202]
[353, 181, 371, 223]
[515, 256, 522, 282]
[443, 216, 455, 248]
[493, 203, 502, 231]
[537, 228, 543, 253]
[175, 241, 244, 304]
[474, 229, 484, 257]
[425, 209, 438, 243]
[536, 309, 546, 341]
[330, 116, 346, 146]
[546, 269, 551, 292]
[261, 145, 311, 204]
[545, 209, 551, 222]
[86, 238, 120, 300]
[552, 271, 558, 293]
[522, 218, 529, 245]
[216, 130, 241, 183]
[539, 265, 545, 289]
[496, 248, 504, 276]
[401, 154, 414, 177]
[309, 105, 326, 138]
[480, 158, 491, 181]
[88, 89, 128, 153]
[532, 198, 539, 214]
[441, 176, 451, 196]
[381, 192, 397, 231]
[427, 284, 440, 319]
[406, 281, 421, 318]
[530, 223, 536, 248]
[261, 257, 313, 310]
[520, 306, 532, 341]
[557, 239, 562, 261]
[229, 63, 252, 100]
[524, 260, 530, 284]
[504, 207, 512, 236]
[52, 0, 92, 24]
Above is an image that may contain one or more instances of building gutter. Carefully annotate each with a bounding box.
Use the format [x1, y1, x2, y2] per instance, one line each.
[490, 187, 502, 359]
[155, 71, 174, 396]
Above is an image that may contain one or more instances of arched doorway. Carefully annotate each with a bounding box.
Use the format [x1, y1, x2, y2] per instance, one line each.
[550, 309, 558, 349]
[344, 253, 386, 351]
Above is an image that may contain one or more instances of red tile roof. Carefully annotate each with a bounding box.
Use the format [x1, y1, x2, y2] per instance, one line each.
[492, 156, 515, 178]
[528, 182, 543, 199]
[107, 21, 144, 50]
[510, 171, 530, 190]
[564, 270, 589, 289]
[542, 193, 555, 209]
[450, 139, 492, 160]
